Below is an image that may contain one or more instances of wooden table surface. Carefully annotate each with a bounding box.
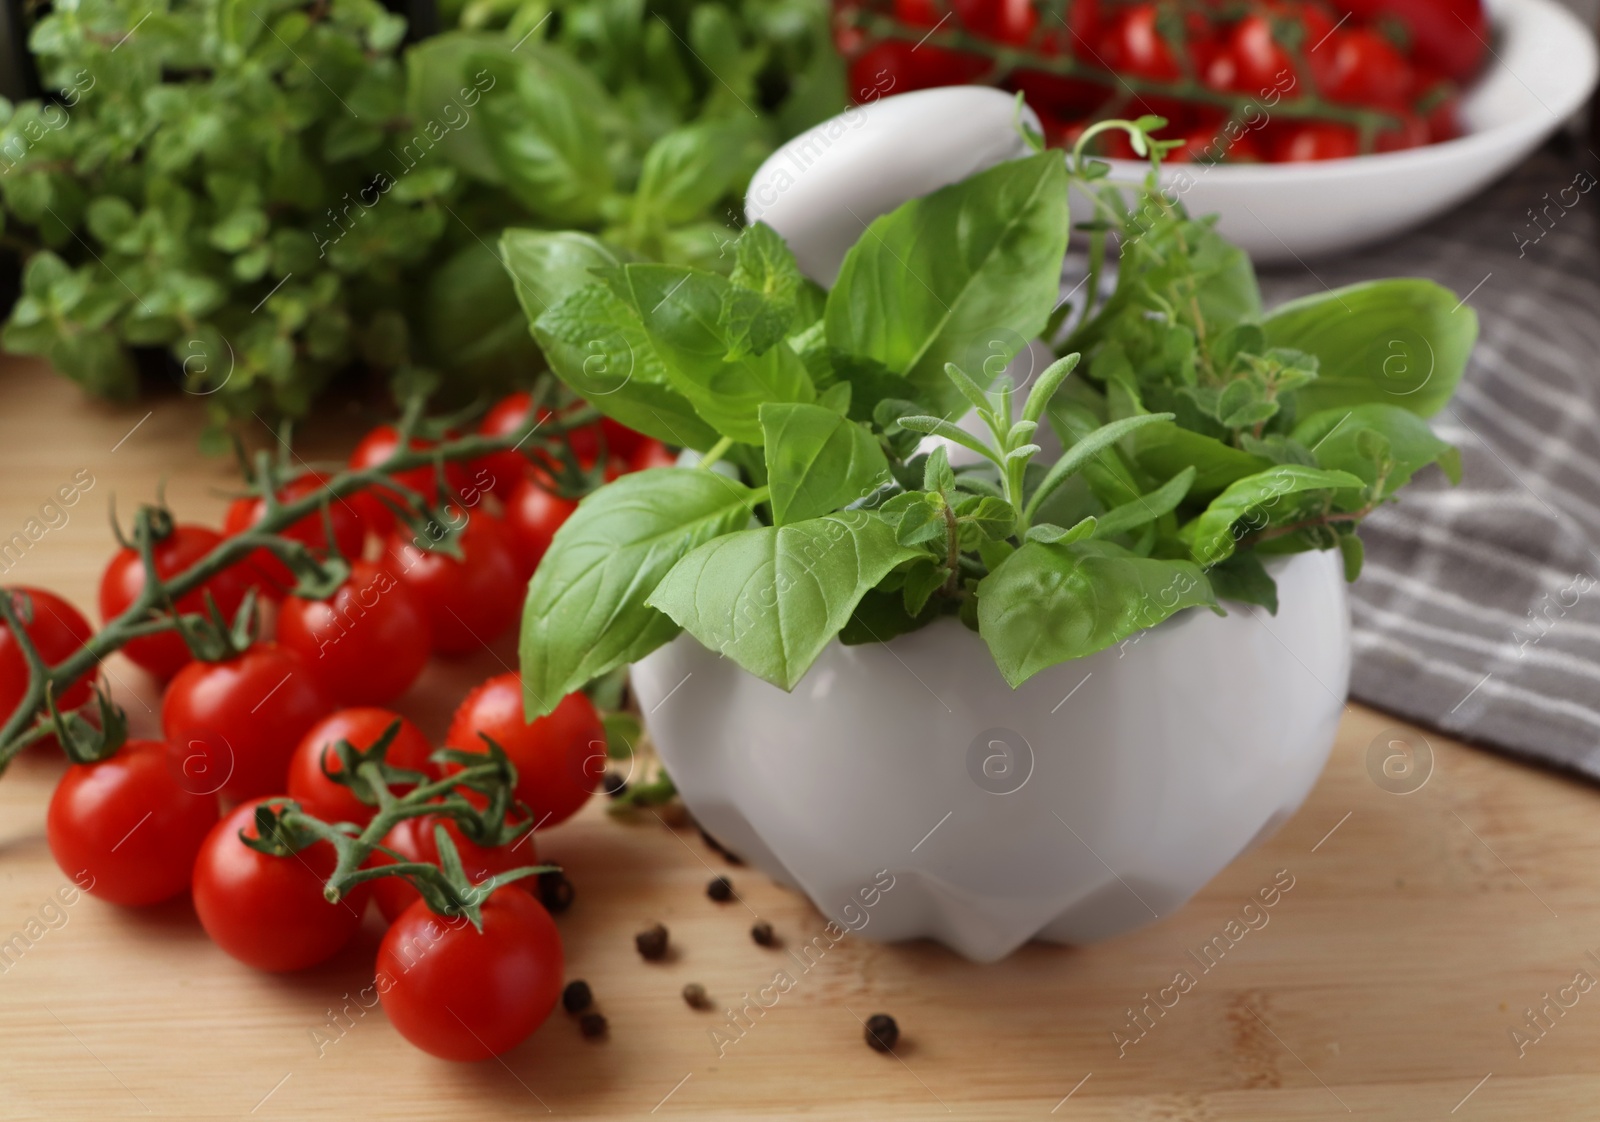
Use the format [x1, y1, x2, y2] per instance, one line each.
[2, 360, 1597, 1121]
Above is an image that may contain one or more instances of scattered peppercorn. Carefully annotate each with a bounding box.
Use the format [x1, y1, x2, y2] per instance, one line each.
[579, 1012, 608, 1039]
[537, 868, 574, 914]
[706, 875, 733, 902]
[864, 1013, 899, 1053]
[636, 922, 670, 960]
[682, 983, 709, 1009]
[750, 920, 776, 947]
[603, 771, 628, 798]
[562, 980, 593, 1014]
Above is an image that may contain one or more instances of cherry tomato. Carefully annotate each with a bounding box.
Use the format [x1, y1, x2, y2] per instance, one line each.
[953, 0, 1039, 45]
[161, 642, 332, 802]
[1098, 5, 1181, 81]
[892, 0, 940, 28]
[288, 708, 435, 827]
[474, 392, 538, 500]
[47, 739, 219, 906]
[446, 673, 604, 829]
[347, 425, 474, 541]
[628, 440, 678, 473]
[377, 886, 563, 1060]
[223, 473, 366, 599]
[1274, 122, 1361, 161]
[384, 510, 522, 657]
[1006, 70, 1111, 121]
[277, 560, 432, 705]
[1206, 14, 1295, 95]
[192, 799, 364, 972]
[1376, 109, 1430, 152]
[503, 478, 576, 580]
[1313, 27, 1411, 108]
[1, 588, 94, 743]
[98, 524, 255, 682]
[368, 812, 534, 923]
[1325, 0, 1486, 82]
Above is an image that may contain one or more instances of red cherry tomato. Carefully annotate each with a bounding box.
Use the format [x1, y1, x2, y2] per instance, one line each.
[192, 799, 364, 972]
[1325, 0, 1487, 82]
[223, 473, 366, 599]
[1313, 27, 1411, 108]
[377, 886, 563, 1060]
[446, 673, 604, 829]
[474, 392, 537, 500]
[47, 739, 219, 906]
[384, 511, 522, 657]
[892, 0, 940, 28]
[953, 0, 1039, 45]
[1, 588, 94, 743]
[368, 813, 534, 923]
[1098, 4, 1181, 81]
[347, 425, 473, 541]
[98, 524, 255, 681]
[503, 478, 576, 579]
[1206, 14, 1294, 95]
[277, 560, 432, 705]
[1274, 122, 1361, 161]
[161, 642, 332, 802]
[627, 439, 679, 473]
[287, 708, 435, 827]
[1376, 109, 1430, 152]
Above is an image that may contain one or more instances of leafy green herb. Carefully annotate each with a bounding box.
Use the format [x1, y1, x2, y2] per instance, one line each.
[515, 115, 1475, 704]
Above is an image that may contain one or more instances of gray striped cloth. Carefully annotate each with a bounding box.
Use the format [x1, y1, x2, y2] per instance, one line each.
[1256, 142, 1600, 776]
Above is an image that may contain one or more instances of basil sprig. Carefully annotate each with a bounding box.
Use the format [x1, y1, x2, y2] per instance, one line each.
[513, 120, 1476, 706]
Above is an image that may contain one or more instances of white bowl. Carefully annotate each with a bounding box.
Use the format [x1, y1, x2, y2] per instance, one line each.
[1091, 0, 1599, 263]
[631, 550, 1350, 962]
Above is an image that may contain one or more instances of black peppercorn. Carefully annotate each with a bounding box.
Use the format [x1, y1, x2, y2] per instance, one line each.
[562, 980, 592, 1014]
[636, 922, 670, 960]
[682, 983, 709, 1009]
[750, 920, 776, 947]
[579, 1012, 608, 1039]
[706, 875, 733, 902]
[603, 771, 628, 798]
[864, 1013, 898, 1053]
[537, 868, 574, 914]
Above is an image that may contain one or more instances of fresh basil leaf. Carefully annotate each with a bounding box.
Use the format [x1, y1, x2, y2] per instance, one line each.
[531, 282, 720, 451]
[520, 468, 756, 716]
[760, 402, 893, 525]
[1120, 419, 1272, 500]
[500, 228, 620, 321]
[1026, 517, 1095, 544]
[635, 118, 765, 227]
[1292, 403, 1460, 496]
[604, 263, 815, 443]
[1182, 464, 1366, 566]
[1092, 466, 1196, 540]
[901, 556, 948, 615]
[1024, 413, 1174, 521]
[825, 152, 1068, 418]
[1207, 551, 1279, 613]
[977, 539, 1215, 687]
[1261, 279, 1476, 417]
[474, 48, 616, 225]
[646, 512, 922, 689]
[720, 284, 794, 360]
[405, 34, 513, 185]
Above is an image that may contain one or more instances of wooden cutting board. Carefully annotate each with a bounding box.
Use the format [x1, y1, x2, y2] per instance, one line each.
[2, 359, 1597, 1121]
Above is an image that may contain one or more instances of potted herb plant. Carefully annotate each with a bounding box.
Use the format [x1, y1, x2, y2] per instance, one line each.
[504, 112, 1474, 962]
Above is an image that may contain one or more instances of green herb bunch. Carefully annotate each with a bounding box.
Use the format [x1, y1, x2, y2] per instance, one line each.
[510, 117, 1475, 707]
[0, 0, 841, 439]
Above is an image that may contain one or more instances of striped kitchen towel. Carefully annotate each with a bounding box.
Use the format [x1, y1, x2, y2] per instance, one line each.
[1256, 141, 1600, 776]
